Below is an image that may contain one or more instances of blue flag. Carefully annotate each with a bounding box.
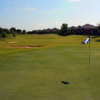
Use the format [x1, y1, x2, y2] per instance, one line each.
[81, 37, 90, 45]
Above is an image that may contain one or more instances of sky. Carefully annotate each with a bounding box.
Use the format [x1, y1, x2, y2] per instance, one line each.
[0, 0, 100, 31]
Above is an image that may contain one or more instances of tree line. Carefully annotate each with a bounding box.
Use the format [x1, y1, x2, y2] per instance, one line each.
[28, 23, 100, 36]
[0, 27, 27, 39]
[0, 23, 100, 39]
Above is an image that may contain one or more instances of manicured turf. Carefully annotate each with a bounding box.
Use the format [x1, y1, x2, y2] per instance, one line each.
[0, 35, 100, 100]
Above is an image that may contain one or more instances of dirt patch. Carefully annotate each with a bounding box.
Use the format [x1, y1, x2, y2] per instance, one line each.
[8, 42, 17, 44]
[8, 45, 44, 48]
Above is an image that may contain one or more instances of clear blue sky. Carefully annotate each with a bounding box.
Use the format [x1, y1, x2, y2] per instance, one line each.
[0, 0, 100, 31]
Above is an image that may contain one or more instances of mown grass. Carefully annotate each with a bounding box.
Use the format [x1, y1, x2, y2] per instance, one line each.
[0, 34, 100, 100]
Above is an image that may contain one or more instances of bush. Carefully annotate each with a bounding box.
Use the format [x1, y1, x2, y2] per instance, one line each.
[1, 32, 8, 38]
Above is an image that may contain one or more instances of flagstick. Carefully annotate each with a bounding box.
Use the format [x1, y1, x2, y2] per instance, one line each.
[88, 36, 90, 79]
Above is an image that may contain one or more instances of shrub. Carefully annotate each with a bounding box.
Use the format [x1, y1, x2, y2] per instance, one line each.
[1, 32, 8, 38]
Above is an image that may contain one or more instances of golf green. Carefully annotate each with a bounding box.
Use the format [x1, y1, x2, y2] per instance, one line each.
[0, 35, 100, 100]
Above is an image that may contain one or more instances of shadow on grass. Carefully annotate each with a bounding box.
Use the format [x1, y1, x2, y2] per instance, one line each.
[96, 39, 100, 42]
[61, 81, 70, 85]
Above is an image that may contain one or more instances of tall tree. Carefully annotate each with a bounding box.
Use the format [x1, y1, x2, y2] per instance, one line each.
[59, 24, 69, 36]
[97, 24, 100, 35]
[10, 27, 16, 38]
[22, 30, 27, 35]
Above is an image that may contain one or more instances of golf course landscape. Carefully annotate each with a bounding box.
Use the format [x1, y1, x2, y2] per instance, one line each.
[0, 34, 100, 100]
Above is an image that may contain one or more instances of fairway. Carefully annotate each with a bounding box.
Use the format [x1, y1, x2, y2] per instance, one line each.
[0, 35, 100, 100]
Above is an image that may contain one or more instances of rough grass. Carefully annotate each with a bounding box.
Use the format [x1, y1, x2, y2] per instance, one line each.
[0, 34, 100, 100]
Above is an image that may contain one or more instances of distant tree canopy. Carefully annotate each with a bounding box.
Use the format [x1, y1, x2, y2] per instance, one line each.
[27, 23, 100, 36]
[0, 23, 100, 38]
[10, 27, 16, 33]
[16, 29, 22, 34]
[28, 28, 60, 35]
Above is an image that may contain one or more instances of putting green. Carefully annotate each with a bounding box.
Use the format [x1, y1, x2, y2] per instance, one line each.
[0, 35, 100, 100]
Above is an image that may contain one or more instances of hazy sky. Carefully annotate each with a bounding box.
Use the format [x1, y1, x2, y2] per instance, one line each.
[0, 0, 100, 31]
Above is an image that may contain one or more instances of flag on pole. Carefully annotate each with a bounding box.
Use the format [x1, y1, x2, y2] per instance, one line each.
[81, 37, 90, 45]
[81, 36, 91, 79]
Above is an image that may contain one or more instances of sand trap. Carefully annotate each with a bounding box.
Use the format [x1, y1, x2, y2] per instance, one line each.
[8, 45, 44, 48]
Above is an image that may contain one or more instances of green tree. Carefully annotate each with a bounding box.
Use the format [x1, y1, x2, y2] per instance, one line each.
[59, 24, 69, 36]
[16, 29, 22, 34]
[10, 27, 16, 32]
[22, 30, 27, 35]
[97, 24, 100, 34]
[10, 27, 16, 38]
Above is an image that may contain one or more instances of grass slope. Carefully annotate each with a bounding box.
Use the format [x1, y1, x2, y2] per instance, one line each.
[0, 34, 100, 100]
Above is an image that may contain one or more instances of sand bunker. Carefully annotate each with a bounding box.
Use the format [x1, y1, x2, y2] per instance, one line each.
[8, 45, 44, 48]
